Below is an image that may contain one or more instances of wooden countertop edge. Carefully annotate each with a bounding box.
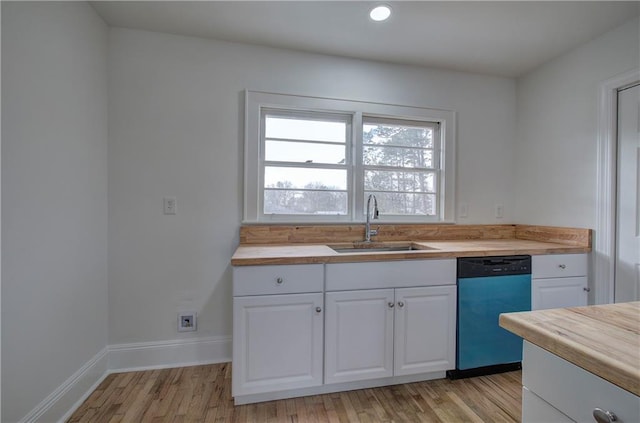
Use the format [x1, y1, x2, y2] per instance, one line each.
[499, 312, 640, 396]
[230, 245, 591, 266]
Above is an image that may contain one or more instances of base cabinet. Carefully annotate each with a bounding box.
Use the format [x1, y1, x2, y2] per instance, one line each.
[394, 286, 457, 376]
[324, 285, 456, 384]
[233, 259, 457, 404]
[324, 289, 394, 384]
[522, 341, 640, 423]
[532, 254, 588, 310]
[532, 277, 588, 310]
[232, 293, 324, 396]
[522, 387, 573, 423]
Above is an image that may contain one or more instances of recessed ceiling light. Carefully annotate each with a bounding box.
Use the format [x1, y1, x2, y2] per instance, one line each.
[369, 5, 392, 22]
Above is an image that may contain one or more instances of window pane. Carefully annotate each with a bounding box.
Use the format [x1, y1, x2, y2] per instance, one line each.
[266, 116, 346, 143]
[364, 146, 433, 168]
[366, 192, 436, 216]
[265, 140, 346, 164]
[363, 123, 433, 148]
[264, 189, 347, 215]
[364, 170, 435, 193]
[265, 167, 347, 190]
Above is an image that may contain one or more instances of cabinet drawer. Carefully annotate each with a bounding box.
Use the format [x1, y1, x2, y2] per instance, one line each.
[326, 259, 456, 291]
[522, 387, 573, 423]
[532, 254, 587, 279]
[523, 341, 640, 423]
[233, 264, 324, 296]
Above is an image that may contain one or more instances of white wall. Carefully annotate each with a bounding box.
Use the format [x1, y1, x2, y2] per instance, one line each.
[514, 17, 640, 228]
[108, 28, 516, 345]
[1, 2, 109, 421]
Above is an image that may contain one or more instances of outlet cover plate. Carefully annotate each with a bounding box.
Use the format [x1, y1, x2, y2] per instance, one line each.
[178, 312, 197, 332]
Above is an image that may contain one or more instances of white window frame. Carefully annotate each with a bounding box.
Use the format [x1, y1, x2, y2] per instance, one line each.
[244, 90, 456, 223]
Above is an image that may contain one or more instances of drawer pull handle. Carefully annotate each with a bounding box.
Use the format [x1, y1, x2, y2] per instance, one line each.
[315, 307, 322, 313]
[397, 301, 405, 308]
[583, 287, 591, 292]
[276, 277, 284, 285]
[558, 264, 567, 269]
[593, 408, 617, 423]
[388, 302, 395, 308]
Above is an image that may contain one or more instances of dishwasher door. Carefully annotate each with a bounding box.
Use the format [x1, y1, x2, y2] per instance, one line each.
[457, 274, 531, 370]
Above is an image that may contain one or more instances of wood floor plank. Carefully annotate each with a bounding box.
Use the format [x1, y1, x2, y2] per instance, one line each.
[67, 363, 521, 422]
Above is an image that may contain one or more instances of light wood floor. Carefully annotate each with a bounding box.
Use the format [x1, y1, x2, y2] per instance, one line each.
[68, 363, 521, 422]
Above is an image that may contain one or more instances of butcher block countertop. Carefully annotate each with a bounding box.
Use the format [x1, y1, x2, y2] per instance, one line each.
[231, 238, 590, 265]
[500, 302, 640, 396]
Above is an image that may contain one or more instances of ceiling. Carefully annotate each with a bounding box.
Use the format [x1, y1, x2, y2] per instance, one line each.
[91, 1, 640, 77]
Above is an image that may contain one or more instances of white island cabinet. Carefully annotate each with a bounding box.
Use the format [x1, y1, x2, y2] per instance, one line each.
[324, 260, 456, 385]
[532, 253, 588, 310]
[232, 264, 324, 401]
[522, 341, 640, 423]
[500, 302, 640, 423]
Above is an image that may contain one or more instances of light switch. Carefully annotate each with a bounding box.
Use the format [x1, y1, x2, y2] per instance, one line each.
[459, 203, 468, 218]
[164, 196, 177, 215]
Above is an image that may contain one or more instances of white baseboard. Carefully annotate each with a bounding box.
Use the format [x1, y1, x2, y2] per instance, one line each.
[20, 347, 109, 423]
[107, 335, 232, 373]
[19, 336, 232, 423]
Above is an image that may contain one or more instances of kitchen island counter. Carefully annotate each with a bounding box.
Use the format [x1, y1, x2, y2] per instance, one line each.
[500, 301, 640, 396]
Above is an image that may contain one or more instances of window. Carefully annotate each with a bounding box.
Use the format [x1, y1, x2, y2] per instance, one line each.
[244, 91, 455, 223]
[262, 111, 351, 215]
[363, 118, 439, 216]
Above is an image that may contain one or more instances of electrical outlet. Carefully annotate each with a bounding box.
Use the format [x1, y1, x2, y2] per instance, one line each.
[495, 204, 504, 219]
[164, 196, 177, 215]
[178, 312, 196, 332]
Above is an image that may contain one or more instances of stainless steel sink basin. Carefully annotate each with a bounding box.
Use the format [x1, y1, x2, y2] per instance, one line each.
[330, 243, 437, 253]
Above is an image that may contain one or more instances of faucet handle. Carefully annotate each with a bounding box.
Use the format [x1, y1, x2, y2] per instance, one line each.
[370, 227, 379, 236]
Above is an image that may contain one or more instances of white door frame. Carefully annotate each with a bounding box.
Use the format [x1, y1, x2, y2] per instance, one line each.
[595, 68, 640, 304]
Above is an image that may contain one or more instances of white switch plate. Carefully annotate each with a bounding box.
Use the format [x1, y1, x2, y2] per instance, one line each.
[495, 204, 504, 219]
[459, 202, 468, 218]
[163, 196, 176, 215]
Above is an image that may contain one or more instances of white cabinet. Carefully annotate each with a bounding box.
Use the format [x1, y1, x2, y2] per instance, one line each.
[522, 387, 573, 423]
[324, 289, 394, 384]
[325, 260, 456, 383]
[394, 286, 456, 376]
[532, 277, 588, 310]
[532, 254, 588, 310]
[232, 293, 324, 397]
[233, 259, 457, 403]
[232, 264, 324, 398]
[522, 341, 640, 423]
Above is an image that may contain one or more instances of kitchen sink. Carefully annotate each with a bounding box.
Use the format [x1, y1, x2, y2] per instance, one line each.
[330, 243, 437, 253]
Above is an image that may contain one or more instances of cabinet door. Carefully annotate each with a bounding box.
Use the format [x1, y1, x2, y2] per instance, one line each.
[532, 276, 588, 310]
[232, 293, 323, 397]
[325, 289, 394, 384]
[394, 286, 456, 376]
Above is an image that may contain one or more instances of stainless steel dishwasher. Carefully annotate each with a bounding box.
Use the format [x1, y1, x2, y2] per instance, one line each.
[447, 255, 531, 379]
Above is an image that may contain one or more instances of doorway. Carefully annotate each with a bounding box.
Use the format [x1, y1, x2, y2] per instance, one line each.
[615, 83, 640, 302]
[594, 69, 639, 305]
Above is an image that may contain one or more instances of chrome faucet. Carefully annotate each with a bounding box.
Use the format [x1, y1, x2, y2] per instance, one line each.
[365, 194, 379, 242]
